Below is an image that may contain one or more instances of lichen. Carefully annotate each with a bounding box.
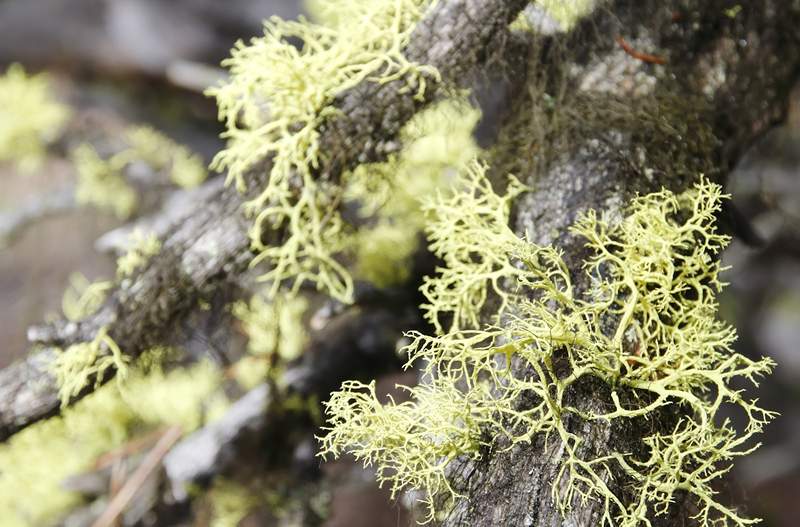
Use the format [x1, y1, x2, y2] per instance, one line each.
[346, 97, 481, 288]
[320, 163, 775, 526]
[71, 126, 207, 218]
[209, 0, 440, 302]
[71, 142, 139, 219]
[53, 327, 130, 407]
[122, 126, 207, 188]
[0, 353, 225, 527]
[0, 63, 71, 171]
[231, 292, 309, 389]
[116, 230, 162, 277]
[62, 272, 112, 322]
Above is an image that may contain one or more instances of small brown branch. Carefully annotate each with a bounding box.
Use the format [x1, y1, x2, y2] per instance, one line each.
[91, 425, 183, 527]
[615, 35, 667, 65]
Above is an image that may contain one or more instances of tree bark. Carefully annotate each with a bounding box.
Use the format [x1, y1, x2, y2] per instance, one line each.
[443, 1, 800, 525]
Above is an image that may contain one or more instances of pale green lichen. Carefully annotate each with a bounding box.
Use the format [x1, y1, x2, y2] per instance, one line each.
[0, 63, 71, 171]
[0, 354, 225, 527]
[53, 326, 130, 407]
[71, 126, 206, 218]
[512, 0, 598, 32]
[209, 0, 440, 303]
[207, 479, 261, 527]
[231, 292, 309, 389]
[320, 164, 776, 526]
[71, 142, 139, 219]
[122, 126, 207, 188]
[116, 230, 162, 277]
[419, 160, 529, 333]
[345, 97, 481, 288]
[61, 272, 112, 322]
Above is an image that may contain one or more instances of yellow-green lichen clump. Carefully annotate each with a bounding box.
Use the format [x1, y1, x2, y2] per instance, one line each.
[320, 163, 775, 526]
[0, 63, 71, 171]
[209, 0, 440, 303]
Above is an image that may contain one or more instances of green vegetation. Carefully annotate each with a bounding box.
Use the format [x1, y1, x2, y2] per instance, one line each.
[231, 292, 309, 389]
[116, 230, 162, 277]
[320, 164, 775, 526]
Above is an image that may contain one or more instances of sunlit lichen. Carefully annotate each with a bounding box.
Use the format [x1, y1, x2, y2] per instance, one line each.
[207, 479, 260, 527]
[116, 230, 162, 277]
[53, 327, 129, 407]
[512, 0, 598, 32]
[320, 165, 776, 526]
[0, 354, 225, 527]
[0, 63, 71, 171]
[122, 126, 207, 188]
[209, 0, 439, 303]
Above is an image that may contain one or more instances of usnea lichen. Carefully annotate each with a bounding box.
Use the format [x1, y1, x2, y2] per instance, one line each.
[0, 63, 71, 171]
[320, 163, 775, 526]
[71, 142, 139, 219]
[346, 97, 481, 287]
[209, 0, 440, 302]
[0, 353, 225, 527]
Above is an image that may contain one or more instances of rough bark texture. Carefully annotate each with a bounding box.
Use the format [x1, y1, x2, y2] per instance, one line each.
[0, 0, 530, 441]
[442, 1, 800, 525]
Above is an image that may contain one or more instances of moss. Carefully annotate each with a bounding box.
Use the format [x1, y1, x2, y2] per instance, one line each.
[0, 63, 71, 171]
[210, 0, 440, 303]
[0, 353, 225, 527]
[320, 163, 775, 526]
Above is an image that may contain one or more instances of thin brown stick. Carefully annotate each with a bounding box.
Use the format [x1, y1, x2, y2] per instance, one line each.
[615, 36, 667, 65]
[91, 426, 183, 527]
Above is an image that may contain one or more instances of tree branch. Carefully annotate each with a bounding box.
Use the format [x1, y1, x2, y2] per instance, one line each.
[443, 1, 800, 525]
[0, 0, 530, 441]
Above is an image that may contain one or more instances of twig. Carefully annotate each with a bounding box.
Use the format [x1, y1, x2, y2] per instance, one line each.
[91, 425, 183, 527]
[93, 427, 168, 470]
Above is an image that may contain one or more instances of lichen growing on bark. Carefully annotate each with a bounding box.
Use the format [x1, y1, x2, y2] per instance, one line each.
[320, 162, 775, 526]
